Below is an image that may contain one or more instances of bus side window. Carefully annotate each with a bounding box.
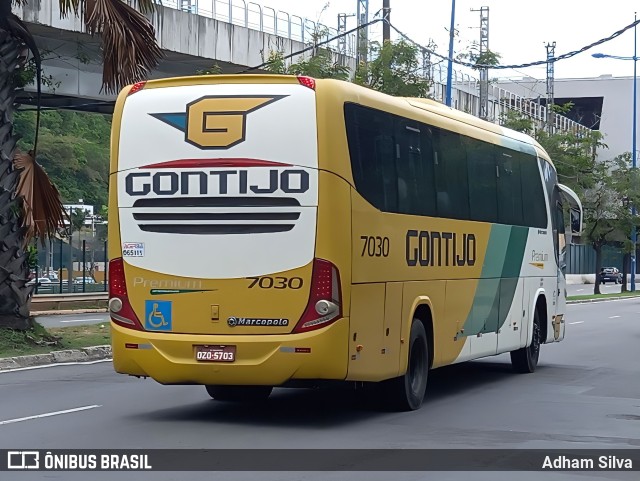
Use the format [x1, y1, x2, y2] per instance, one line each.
[520, 157, 548, 228]
[434, 129, 470, 220]
[496, 150, 524, 226]
[345, 104, 397, 212]
[466, 137, 498, 223]
[394, 120, 436, 217]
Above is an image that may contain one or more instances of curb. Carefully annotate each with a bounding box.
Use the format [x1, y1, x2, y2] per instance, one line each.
[31, 308, 108, 316]
[567, 296, 640, 304]
[0, 345, 112, 371]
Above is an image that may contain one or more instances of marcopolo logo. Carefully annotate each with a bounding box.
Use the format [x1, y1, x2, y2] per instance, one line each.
[227, 317, 289, 327]
[150, 95, 287, 149]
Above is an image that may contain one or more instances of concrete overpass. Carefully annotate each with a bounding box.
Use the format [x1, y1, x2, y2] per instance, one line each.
[13, 0, 357, 114]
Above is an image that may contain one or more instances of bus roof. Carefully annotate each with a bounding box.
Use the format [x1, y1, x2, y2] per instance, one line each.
[123, 74, 554, 167]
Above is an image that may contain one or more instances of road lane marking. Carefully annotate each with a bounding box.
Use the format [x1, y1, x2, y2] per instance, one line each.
[0, 359, 112, 374]
[0, 405, 101, 426]
[609, 315, 621, 319]
[576, 289, 584, 292]
[60, 319, 105, 323]
[569, 321, 584, 325]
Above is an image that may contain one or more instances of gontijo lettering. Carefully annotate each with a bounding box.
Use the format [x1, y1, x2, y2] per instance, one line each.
[406, 230, 476, 267]
[125, 168, 309, 197]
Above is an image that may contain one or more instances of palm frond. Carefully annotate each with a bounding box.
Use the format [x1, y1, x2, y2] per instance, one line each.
[135, 0, 160, 14]
[13, 150, 68, 246]
[59, 0, 82, 16]
[85, 0, 163, 94]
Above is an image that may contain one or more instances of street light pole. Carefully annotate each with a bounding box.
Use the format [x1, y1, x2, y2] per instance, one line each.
[631, 11, 637, 292]
[445, 0, 456, 107]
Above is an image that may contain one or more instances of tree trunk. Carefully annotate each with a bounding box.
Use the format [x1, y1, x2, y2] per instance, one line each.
[593, 245, 602, 295]
[621, 253, 630, 292]
[0, 29, 33, 330]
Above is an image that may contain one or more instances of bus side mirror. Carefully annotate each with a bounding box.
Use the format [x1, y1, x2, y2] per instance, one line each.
[570, 207, 582, 235]
[558, 184, 583, 243]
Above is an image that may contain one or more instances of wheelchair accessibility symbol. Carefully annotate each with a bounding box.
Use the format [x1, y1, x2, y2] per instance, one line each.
[145, 300, 172, 331]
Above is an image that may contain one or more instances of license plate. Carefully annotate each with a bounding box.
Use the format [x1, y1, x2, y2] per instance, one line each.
[194, 345, 236, 362]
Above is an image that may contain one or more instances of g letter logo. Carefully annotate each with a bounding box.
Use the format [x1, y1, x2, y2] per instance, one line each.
[151, 95, 286, 149]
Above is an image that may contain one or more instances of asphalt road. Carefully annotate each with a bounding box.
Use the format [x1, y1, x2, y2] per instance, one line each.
[566, 282, 634, 297]
[3, 299, 639, 481]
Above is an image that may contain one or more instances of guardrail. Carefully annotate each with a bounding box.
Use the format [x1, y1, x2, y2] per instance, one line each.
[31, 293, 108, 311]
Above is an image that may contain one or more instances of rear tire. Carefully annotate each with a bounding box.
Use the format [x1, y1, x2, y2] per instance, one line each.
[511, 308, 542, 373]
[205, 385, 272, 402]
[381, 319, 429, 411]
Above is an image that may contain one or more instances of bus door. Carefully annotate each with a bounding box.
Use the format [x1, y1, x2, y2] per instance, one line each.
[547, 188, 567, 341]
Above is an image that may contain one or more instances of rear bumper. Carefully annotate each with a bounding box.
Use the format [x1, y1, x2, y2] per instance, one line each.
[110, 318, 349, 385]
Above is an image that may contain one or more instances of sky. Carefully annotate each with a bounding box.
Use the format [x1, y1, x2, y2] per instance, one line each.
[236, 0, 639, 81]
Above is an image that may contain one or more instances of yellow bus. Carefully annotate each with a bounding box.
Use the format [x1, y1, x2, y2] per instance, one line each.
[108, 74, 583, 411]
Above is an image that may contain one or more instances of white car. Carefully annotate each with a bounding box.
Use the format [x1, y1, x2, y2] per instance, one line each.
[73, 277, 96, 284]
[27, 277, 53, 286]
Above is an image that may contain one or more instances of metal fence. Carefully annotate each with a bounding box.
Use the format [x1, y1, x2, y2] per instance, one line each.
[427, 63, 591, 137]
[28, 238, 635, 290]
[30, 238, 108, 295]
[565, 244, 639, 275]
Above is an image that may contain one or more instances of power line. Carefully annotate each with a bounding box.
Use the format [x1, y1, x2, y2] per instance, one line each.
[387, 17, 640, 70]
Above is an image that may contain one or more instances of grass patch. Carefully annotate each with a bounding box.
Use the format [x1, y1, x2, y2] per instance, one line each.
[568, 290, 640, 301]
[0, 322, 110, 358]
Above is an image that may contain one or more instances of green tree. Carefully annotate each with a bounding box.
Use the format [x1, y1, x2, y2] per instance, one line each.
[13, 111, 111, 207]
[1, 0, 162, 330]
[354, 40, 430, 97]
[263, 23, 350, 81]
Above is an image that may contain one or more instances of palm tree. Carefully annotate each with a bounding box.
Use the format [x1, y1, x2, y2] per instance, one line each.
[0, 0, 163, 329]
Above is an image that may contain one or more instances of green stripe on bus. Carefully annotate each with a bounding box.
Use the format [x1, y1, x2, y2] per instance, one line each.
[496, 226, 529, 330]
[462, 225, 529, 337]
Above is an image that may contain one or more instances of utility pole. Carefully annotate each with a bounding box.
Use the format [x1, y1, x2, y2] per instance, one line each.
[546, 41, 556, 134]
[338, 12, 356, 63]
[422, 48, 432, 80]
[338, 13, 348, 57]
[445, 0, 456, 107]
[383, 0, 391, 42]
[356, 0, 369, 67]
[471, 6, 489, 120]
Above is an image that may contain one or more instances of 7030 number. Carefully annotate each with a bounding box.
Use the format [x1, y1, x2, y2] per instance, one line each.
[360, 236, 390, 257]
[247, 276, 303, 289]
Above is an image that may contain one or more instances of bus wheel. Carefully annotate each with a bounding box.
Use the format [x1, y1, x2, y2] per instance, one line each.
[381, 319, 428, 411]
[510, 308, 542, 373]
[205, 385, 273, 402]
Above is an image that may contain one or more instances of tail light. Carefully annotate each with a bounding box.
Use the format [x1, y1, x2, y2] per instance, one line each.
[293, 258, 342, 333]
[297, 76, 316, 90]
[127, 81, 147, 96]
[108, 257, 143, 330]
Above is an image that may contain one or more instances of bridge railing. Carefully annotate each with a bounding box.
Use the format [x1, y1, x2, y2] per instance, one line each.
[156, 0, 356, 57]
